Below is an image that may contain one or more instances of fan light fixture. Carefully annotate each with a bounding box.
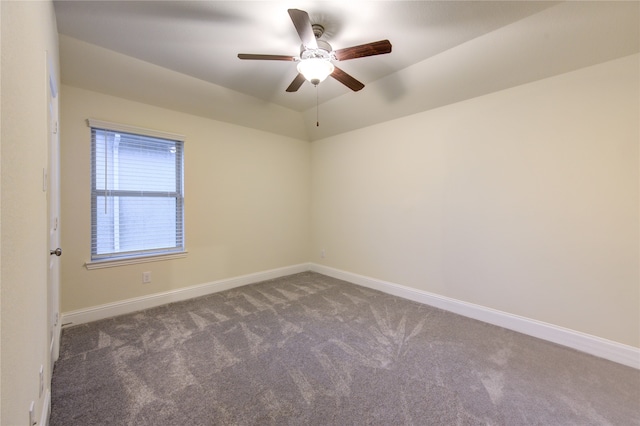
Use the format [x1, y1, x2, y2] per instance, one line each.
[297, 58, 335, 86]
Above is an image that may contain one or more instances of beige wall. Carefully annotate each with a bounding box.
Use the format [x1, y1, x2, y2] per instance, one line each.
[311, 54, 639, 348]
[1, 1, 59, 424]
[60, 86, 311, 312]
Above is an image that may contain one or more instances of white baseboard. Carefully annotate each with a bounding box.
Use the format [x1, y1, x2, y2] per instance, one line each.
[40, 389, 51, 426]
[310, 263, 640, 370]
[53, 320, 62, 363]
[61, 263, 311, 327]
[60, 262, 639, 369]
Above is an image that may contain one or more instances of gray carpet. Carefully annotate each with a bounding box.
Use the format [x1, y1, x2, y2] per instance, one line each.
[51, 272, 639, 425]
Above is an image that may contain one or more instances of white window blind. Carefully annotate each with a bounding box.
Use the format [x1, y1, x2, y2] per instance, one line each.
[90, 120, 184, 261]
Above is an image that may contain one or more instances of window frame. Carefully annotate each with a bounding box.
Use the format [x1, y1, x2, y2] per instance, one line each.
[85, 119, 187, 269]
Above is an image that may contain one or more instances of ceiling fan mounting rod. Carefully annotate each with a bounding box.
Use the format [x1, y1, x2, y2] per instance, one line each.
[312, 24, 325, 39]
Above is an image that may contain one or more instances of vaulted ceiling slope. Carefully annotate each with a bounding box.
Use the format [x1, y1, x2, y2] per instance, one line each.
[55, 1, 639, 141]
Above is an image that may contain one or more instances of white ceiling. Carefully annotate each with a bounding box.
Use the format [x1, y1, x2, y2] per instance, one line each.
[54, 1, 639, 141]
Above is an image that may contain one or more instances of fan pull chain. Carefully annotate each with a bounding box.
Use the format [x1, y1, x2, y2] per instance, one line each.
[316, 85, 319, 127]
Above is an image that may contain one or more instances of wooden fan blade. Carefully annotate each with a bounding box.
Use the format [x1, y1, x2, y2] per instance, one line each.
[334, 40, 392, 61]
[238, 54, 295, 61]
[331, 66, 364, 92]
[288, 9, 317, 50]
[286, 73, 307, 92]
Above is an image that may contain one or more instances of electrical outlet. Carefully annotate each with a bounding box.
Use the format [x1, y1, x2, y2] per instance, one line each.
[321, 249, 326, 258]
[142, 271, 151, 283]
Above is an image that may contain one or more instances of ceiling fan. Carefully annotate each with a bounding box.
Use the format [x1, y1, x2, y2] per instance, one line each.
[238, 9, 392, 93]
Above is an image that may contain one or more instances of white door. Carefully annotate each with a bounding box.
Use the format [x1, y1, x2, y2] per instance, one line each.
[47, 54, 61, 373]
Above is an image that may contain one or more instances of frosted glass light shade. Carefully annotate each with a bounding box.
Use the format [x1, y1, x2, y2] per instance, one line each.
[297, 58, 335, 86]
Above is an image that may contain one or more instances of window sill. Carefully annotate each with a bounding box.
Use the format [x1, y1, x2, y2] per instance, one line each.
[85, 251, 188, 270]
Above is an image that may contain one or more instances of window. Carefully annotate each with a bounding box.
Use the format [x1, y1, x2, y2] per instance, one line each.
[89, 119, 184, 264]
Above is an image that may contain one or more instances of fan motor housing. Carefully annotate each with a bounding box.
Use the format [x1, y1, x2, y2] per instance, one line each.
[300, 40, 333, 59]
